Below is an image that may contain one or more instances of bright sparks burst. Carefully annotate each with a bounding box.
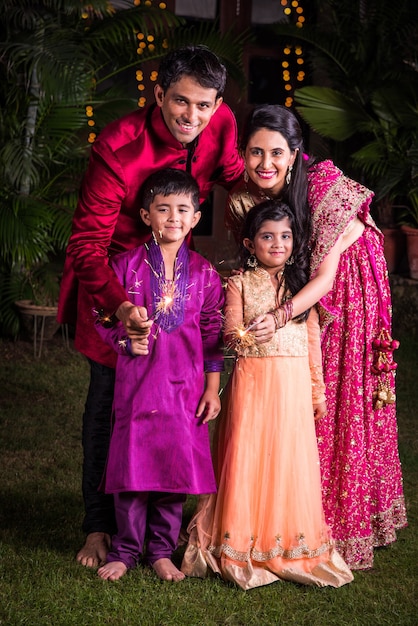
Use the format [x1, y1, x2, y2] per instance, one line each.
[150, 279, 179, 321]
[227, 324, 258, 355]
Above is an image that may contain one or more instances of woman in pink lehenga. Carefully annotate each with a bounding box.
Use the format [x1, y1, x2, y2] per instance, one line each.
[220, 105, 407, 570]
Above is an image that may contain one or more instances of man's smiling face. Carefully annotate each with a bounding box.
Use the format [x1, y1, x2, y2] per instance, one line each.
[154, 75, 222, 146]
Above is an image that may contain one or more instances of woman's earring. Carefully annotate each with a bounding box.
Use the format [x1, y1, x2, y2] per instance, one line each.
[286, 255, 294, 265]
[244, 169, 249, 183]
[246, 254, 258, 268]
[285, 164, 293, 185]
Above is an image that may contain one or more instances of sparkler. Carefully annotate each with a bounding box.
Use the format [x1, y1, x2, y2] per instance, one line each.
[227, 323, 258, 353]
[235, 315, 265, 336]
[242, 319, 260, 334]
[148, 281, 177, 321]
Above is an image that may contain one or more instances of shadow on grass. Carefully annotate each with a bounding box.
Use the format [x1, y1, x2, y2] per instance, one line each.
[0, 487, 83, 556]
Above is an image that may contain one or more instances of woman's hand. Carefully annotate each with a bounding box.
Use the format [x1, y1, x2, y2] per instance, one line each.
[313, 401, 327, 421]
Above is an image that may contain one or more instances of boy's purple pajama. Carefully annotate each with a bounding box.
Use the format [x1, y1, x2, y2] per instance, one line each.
[107, 492, 187, 567]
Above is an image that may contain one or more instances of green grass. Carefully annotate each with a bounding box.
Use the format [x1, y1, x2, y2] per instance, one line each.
[0, 333, 417, 626]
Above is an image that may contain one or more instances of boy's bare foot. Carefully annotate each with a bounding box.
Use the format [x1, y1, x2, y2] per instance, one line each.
[97, 561, 127, 581]
[76, 532, 111, 568]
[152, 558, 185, 582]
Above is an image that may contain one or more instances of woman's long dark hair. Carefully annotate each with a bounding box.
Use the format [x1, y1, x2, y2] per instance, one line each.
[240, 104, 313, 251]
[241, 199, 310, 321]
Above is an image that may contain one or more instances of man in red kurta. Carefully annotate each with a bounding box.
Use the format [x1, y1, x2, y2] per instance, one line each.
[57, 45, 244, 567]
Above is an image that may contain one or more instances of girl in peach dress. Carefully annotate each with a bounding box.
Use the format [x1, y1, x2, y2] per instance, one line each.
[181, 200, 353, 590]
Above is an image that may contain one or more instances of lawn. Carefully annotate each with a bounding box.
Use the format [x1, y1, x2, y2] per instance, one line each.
[0, 331, 416, 626]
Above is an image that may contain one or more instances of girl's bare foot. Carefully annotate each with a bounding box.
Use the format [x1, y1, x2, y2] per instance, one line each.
[97, 561, 127, 581]
[152, 558, 185, 582]
[76, 532, 111, 568]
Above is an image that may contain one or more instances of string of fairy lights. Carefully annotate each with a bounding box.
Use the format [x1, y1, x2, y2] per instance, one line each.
[134, 0, 168, 110]
[281, 0, 305, 108]
[84, 0, 306, 141]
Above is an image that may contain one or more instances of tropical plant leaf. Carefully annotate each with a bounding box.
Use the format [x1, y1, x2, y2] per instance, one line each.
[294, 87, 372, 140]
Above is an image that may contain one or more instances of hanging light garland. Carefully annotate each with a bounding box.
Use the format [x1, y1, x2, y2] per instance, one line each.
[280, 0, 306, 107]
[133, 0, 168, 108]
[84, 0, 168, 141]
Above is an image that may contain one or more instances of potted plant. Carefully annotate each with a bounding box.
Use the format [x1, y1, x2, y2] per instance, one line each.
[270, 0, 418, 274]
[398, 196, 418, 280]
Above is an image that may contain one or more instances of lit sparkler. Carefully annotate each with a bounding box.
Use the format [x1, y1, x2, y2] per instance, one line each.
[148, 280, 178, 321]
[227, 323, 258, 353]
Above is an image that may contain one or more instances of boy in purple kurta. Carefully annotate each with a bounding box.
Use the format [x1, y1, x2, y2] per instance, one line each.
[95, 169, 224, 582]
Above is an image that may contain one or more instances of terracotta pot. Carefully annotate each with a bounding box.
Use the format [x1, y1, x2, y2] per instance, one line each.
[401, 225, 418, 280]
[15, 299, 60, 341]
[382, 227, 405, 274]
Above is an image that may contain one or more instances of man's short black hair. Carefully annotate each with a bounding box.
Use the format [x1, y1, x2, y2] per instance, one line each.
[157, 45, 226, 98]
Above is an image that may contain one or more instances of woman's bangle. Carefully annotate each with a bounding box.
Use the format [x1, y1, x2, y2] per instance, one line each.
[270, 299, 293, 330]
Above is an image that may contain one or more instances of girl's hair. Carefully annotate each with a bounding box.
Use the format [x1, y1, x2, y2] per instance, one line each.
[157, 45, 227, 98]
[240, 104, 312, 250]
[241, 199, 310, 321]
[141, 168, 200, 212]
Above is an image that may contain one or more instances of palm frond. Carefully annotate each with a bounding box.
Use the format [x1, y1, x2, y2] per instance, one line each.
[167, 22, 252, 92]
[294, 87, 373, 140]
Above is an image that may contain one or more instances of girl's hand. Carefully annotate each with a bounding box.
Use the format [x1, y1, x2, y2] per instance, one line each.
[196, 390, 221, 424]
[249, 314, 275, 344]
[313, 401, 327, 420]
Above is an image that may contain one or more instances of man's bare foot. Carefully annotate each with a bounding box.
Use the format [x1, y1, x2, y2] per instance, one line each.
[97, 561, 127, 581]
[152, 558, 185, 582]
[76, 532, 111, 568]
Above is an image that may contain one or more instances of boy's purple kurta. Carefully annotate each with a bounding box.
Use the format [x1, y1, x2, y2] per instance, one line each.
[96, 238, 224, 496]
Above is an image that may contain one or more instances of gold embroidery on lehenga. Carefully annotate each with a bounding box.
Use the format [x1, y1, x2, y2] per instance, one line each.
[208, 533, 333, 563]
[308, 162, 375, 277]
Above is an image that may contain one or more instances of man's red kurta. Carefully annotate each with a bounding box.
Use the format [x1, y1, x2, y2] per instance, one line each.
[58, 102, 244, 367]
